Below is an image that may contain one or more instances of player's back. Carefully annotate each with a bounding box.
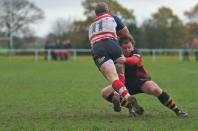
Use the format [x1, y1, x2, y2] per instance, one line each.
[89, 13, 118, 45]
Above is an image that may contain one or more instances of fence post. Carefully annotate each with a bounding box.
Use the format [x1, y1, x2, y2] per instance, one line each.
[9, 49, 14, 61]
[34, 49, 38, 61]
[73, 49, 77, 60]
[152, 49, 156, 61]
[47, 50, 51, 61]
[178, 49, 182, 61]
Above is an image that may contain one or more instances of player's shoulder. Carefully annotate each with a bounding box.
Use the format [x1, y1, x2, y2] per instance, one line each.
[132, 48, 142, 58]
[112, 15, 125, 31]
[112, 15, 119, 19]
[112, 15, 122, 22]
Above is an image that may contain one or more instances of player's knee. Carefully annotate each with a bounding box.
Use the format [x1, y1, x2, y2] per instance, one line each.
[150, 87, 162, 96]
[101, 87, 113, 99]
[101, 88, 107, 98]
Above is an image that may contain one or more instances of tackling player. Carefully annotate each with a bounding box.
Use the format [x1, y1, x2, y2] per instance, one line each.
[101, 36, 188, 117]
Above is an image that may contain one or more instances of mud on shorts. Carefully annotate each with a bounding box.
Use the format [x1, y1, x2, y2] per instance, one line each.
[91, 39, 122, 68]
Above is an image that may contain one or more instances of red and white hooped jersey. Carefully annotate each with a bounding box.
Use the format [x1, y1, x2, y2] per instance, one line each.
[89, 13, 118, 45]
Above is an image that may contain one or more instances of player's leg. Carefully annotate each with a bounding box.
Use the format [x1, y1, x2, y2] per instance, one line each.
[101, 85, 121, 112]
[120, 80, 145, 116]
[140, 80, 162, 96]
[99, 60, 130, 100]
[100, 60, 140, 116]
[92, 40, 137, 115]
[115, 62, 125, 83]
[106, 41, 139, 114]
[96, 40, 131, 100]
[101, 85, 144, 116]
[141, 80, 188, 117]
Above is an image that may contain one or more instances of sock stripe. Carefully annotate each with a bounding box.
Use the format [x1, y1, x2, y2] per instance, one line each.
[118, 87, 126, 95]
[121, 90, 129, 97]
[167, 101, 174, 108]
[158, 91, 179, 113]
[165, 99, 172, 106]
[170, 103, 176, 109]
[164, 98, 170, 105]
[112, 80, 130, 98]
[158, 91, 170, 104]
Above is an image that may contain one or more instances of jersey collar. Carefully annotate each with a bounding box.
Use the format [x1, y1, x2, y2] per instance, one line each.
[95, 13, 111, 21]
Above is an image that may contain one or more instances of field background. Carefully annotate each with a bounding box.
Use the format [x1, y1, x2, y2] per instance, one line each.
[0, 56, 197, 131]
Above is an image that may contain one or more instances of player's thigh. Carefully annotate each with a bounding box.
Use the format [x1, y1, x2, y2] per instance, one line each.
[92, 41, 116, 68]
[92, 40, 121, 83]
[106, 40, 124, 75]
[100, 59, 119, 83]
[106, 40, 123, 61]
[141, 80, 162, 96]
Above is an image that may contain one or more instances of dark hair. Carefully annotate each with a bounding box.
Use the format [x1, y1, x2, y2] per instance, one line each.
[119, 35, 135, 46]
[95, 2, 109, 16]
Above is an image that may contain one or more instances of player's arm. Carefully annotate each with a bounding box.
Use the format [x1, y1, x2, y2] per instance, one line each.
[116, 50, 142, 66]
[125, 55, 141, 65]
[116, 55, 141, 65]
[117, 26, 130, 38]
[113, 16, 131, 37]
[126, 49, 142, 66]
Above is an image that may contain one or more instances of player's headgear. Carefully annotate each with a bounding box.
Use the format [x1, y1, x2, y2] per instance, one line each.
[95, 2, 109, 16]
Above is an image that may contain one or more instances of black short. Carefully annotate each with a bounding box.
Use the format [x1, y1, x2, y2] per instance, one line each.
[91, 39, 122, 68]
[125, 77, 151, 95]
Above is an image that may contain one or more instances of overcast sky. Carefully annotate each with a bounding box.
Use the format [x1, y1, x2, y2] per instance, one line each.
[30, 0, 198, 37]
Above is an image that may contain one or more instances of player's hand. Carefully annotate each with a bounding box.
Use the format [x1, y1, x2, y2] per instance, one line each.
[116, 56, 126, 64]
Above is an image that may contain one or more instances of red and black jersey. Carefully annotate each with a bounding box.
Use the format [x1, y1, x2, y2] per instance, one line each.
[125, 49, 150, 83]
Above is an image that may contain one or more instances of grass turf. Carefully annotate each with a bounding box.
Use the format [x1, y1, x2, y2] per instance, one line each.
[0, 57, 197, 130]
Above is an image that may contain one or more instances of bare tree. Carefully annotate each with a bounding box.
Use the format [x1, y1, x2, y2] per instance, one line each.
[0, 0, 44, 49]
[185, 3, 198, 23]
[52, 17, 73, 38]
[184, 4, 198, 42]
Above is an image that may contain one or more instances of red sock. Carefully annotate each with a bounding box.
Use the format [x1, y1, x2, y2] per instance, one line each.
[119, 74, 125, 84]
[112, 80, 129, 99]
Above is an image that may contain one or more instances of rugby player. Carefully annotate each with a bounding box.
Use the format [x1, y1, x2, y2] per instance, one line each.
[89, 2, 141, 116]
[101, 36, 188, 117]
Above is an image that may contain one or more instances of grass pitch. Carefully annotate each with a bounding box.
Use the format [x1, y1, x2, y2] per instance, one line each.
[0, 57, 197, 130]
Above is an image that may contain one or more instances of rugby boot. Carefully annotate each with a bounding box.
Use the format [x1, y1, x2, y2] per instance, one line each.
[112, 94, 121, 112]
[175, 110, 188, 117]
[127, 95, 144, 117]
